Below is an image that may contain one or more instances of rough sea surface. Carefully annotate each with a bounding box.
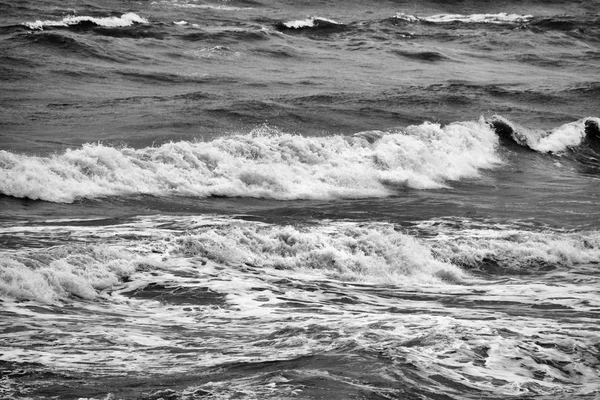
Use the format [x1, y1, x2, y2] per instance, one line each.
[1, 0, 600, 399]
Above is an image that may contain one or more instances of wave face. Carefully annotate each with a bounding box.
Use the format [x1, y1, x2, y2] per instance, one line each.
[0, 119, 501, 203]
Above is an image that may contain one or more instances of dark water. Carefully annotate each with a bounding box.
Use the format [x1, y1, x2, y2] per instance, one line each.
[1, 1, 600, 399]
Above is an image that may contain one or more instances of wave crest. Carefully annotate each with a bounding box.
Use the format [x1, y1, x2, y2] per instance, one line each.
[488, 115, 600, 154]
[23, 12, 148, 31]
[0, 120, 501, 203]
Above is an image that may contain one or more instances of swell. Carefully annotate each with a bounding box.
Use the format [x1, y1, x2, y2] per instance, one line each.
[0, 119, 501, 203]
[10, 31, 128, 63]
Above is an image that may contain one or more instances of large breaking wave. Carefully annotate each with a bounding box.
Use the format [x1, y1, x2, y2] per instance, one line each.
[0, 119, 501, 203]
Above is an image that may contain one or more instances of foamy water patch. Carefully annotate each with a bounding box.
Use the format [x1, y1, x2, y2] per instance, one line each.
[1, 215, 598, 397]
[168, 221, 467, 285]
[0, 245, 143, 302]
[423, 13, 533, 24]
[23, 12, 148, 30]
[416, 217, 600, 274]
[0, 119, 501, 203]
[394, 12, 533, 25]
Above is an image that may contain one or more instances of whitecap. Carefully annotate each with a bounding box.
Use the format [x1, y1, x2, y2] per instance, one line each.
[23, 12, 149, 30]
[282, 17, 341, 29]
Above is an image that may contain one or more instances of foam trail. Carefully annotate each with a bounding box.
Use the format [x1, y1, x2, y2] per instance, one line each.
[0, 120, 501, 203]
[23, 13, 148, 30]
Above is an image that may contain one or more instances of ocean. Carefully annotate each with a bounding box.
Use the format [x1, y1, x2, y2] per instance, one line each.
[1, 0, 599, 399]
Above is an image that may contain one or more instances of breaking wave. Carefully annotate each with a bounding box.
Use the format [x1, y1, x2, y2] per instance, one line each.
[0, 119, 501, 203]
[275, 17, 345, 31]
[488, 115, 600, 153]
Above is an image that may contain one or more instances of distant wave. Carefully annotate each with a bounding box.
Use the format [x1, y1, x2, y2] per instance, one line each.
[23, 12, 148, 31]
[0, 119, 501, 203]
[275, 17, 345, 32]
[394, 12, 533, 25]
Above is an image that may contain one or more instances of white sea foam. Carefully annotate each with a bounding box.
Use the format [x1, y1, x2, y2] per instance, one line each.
[423, 13, 533, 24]
[7, 214, 600, 304]
[282, 17, 341, 29]
[0, 120, 501, 203]
[23, 12, 148, 30]
[170, 221, 467, 285]
[394, 12, 533, 25]
[426, 224, 600, 271]
[0, 217, 467, 303]
[0, 245, 141, 302]
[1, 215, 599, 396]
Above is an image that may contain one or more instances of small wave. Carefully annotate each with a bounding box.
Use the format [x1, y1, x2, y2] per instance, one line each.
[0, 119, 501, 203]
[488, 115, 600, 154]
[275, 17, 345, 31]
[23, 12, 148, 31]
[390, 49, 451, 62]
[393, 12, 532, 25]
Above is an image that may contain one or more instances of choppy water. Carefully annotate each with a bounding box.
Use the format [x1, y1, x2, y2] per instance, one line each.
[1, 1, 600, 399]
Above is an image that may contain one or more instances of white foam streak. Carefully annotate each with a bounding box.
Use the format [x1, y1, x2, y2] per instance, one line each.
[23, 12, 148, 30]
[0, 120, 501, 203]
